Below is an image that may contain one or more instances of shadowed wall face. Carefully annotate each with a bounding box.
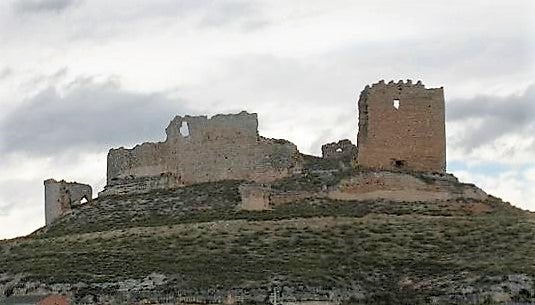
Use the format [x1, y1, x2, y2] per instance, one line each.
[356, 80, 446, 173]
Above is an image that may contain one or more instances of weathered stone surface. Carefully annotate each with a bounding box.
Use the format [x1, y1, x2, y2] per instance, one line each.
[239, 184, 271, 211]
[239, 170, 488, 210]
[328, 171, 488, 202]
[98, 174, 182, 197]
[44, 179, 92, 225]
[102, 111, 302, 196]
[239, 184, 314, 211]
[321, 139, 357, 162]
[356, 80, 446, 172]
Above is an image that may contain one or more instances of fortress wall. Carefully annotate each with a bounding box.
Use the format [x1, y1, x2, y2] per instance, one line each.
[104, 112, 302, 195]
[98, 174, 182, 197]
[356, 80, 446, 172]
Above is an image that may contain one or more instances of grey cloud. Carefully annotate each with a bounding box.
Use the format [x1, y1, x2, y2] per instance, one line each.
[198, 1, 266, 29]
[447, 84, 535, 151]
[0, 67, 12, 80]
[193, 51, 533, 155]
[0, 180, 38, 215]
[62, 0, 267, 42]
[0, 77, 194, 155]
[13, 0, 81, 13]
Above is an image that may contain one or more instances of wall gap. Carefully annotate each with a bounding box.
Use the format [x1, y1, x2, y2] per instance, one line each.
[179, 121, 190, 137]
[393, 99, 400, 110]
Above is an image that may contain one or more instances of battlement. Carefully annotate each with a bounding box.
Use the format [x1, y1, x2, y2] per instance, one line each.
[366, 79, 427, 90]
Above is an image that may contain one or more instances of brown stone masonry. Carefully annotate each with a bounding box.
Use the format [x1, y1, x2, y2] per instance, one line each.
[356, 80, 446, 172]
[44, 179, 92, 225]
[104, 111, 302, 193]
[321, 139, 357, 161]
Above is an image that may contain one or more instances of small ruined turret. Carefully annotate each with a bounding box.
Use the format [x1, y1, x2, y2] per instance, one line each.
[44, 179, 92, 225]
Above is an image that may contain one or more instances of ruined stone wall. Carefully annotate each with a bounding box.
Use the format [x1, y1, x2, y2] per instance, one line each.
[239, 184, 271, 211]
[99, 174, 182, 197]
[104, 112, 302, 195]
[328, 171, 487, 202]
[239, 184, 316, 211]
[239, 171, 488, 210]
[321, 139, 357, 161]
[44, 179, 92, 225]
[356, 80, 446, 172]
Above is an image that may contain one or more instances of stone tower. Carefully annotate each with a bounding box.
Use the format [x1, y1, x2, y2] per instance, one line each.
[44, 179, 92, 225]
[356, 80, 446, 173]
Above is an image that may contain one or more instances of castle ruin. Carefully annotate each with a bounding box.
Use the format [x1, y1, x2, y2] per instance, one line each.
[44, 179, 92, 225]
[356, 80, 446, 172]
[43, 79, 454, 222]
[100, 111, 302, 196]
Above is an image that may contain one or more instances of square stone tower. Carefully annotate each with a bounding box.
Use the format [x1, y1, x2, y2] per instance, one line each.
[356, 80, 446, 173]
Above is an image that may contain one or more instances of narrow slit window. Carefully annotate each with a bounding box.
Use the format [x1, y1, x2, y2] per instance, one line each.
[393, 99, 400, 110]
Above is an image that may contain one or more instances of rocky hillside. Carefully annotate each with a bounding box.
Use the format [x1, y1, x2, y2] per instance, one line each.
[1, 157, 534, 304]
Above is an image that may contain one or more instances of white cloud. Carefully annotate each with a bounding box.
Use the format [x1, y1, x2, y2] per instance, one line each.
[453, 167, 535, 211]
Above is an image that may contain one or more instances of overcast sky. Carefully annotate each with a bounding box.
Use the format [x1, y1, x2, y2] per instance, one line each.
[1, 0, 534, 239]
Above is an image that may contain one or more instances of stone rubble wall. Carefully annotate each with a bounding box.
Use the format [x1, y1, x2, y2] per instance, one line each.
[98, 174, 182, 197]
[238, 184, 271, 211]
[239, 171, 488, 211]
[356, 80, 446, 173]
[44, 179, 92, 225]
[239, 184, 314, 211]
[103, 112, 303, 196]
[328, 171, 487, 202]
[321, 139, 357, 162]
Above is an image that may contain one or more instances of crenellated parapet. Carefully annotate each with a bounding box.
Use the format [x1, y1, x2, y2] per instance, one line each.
[367, 79, 426, 90]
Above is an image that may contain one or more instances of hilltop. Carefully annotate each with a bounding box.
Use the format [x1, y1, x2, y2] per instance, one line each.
[1, 155, 534, 304]
[1, 81, 534, 304]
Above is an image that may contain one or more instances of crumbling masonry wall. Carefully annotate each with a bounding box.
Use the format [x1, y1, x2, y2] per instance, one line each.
[356, 80, 446, 172]
[44, 179, 92, 225]
[321, 139, 357, 161]
[103, 112, 302, 195]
